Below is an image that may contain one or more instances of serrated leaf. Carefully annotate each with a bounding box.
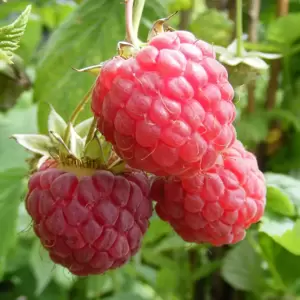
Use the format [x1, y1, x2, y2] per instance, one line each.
[30, 240, 54, 295]
[266, 185, 296, 217]
[0, 5, 31, 64]
[11, 134, 54, 156]
[0, 168, 26, 278]
[221, 239, 265, 292]
[74, 117, 94, 138]
[48, 106, 67, 137]
[69, 124, 85, 158]
[35, 0, 167, 133]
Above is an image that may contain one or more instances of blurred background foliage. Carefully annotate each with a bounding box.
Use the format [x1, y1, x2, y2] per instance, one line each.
[0, 0, 300, 299]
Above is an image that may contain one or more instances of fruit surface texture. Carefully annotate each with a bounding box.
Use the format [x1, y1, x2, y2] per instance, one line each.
[151, 141, 266, 246]
[26, 167, 152, 276]
[92, 30, 236, 176]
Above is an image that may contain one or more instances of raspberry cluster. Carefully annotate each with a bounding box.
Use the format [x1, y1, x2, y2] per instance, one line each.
[15, 25, 266, 277]
[92, 30, 266, 246]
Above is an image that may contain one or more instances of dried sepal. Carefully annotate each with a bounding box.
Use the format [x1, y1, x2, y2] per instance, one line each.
[147, 11, 178, 41]
[72, 63, 105, 76]
[117, 41, 138, 59]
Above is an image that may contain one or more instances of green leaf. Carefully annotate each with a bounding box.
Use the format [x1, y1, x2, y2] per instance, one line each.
[156, 268, 178, 295]
[86, 274, 113, 298]
[266, 185, 296, 217]
[259, 233, 300, 290]
[221, 239, 265, 292]
[0, 168, 26, 278]
[0, 104, 37, 171]
[143, 217, 173, 245]
[189, 9, 234, 47]
[0, 5, 31, 63]
[265, 173, 300, 215]
[235, 113, 269, 145]
[30, 240, 54, 295]
[267, 13, 300, 49]
[259, 211, 300, 255]
[35, 0, 166, 133]
[48, 106, 67, 138]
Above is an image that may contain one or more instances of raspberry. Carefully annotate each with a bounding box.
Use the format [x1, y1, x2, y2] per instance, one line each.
[26, 167, 152, 276]
[92, 30, 236, 177]
[151, 141, 266, 246]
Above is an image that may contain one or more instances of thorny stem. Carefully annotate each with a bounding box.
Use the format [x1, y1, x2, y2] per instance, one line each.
[125, 0, 140, 47]
[132, 0, 146, 40]
[236, 0, 243, 57]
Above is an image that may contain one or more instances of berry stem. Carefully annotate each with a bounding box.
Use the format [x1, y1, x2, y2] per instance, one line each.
[132, 0, 145, 40]
[236, 0, 243, 57]
[125, 0, 140, 47]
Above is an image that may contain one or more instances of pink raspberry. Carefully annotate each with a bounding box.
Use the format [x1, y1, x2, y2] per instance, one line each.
[150, 141, 266, 246]
[26, 166, 152, 276]
[92, 30, 236, 177]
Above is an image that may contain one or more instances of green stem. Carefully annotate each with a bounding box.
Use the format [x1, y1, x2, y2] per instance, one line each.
[63, 82, 95, 145]
[236, 0, 243, 57]
[132, 0, 145, 40]
[125, 0, 140, 47]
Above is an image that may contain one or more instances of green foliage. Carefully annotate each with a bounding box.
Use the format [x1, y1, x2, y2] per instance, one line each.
[222, 239, 265, 293]
[35, 0, 167, 133]
[0, 5, 31, 63]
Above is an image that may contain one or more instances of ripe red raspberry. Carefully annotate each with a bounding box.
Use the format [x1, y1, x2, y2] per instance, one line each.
[92, 30, 236, 177]
[150, 141, 266, 246]
[26, 167, 152, 276]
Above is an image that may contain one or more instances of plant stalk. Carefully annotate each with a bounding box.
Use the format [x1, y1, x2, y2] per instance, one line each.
[236, 0, 243, 57]
[125, 0, 140, 47]
[132, 0, 145, 40]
